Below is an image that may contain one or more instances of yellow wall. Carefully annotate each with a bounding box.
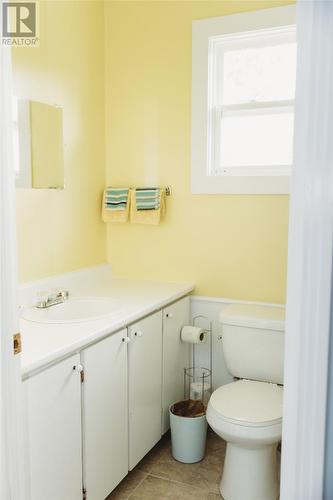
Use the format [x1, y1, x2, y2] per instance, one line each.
[13, 0, 292, 301]
[104, 0, 292, 303]
[13, 0, 106, 282]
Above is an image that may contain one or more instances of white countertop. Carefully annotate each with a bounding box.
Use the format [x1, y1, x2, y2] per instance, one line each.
[20, 277, 194, 377]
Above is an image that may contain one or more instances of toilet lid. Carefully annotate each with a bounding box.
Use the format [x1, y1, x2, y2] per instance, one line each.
[209, 379, 283, 426]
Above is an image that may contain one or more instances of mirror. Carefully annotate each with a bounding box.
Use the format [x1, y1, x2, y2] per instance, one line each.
[13, 98, 64, 189]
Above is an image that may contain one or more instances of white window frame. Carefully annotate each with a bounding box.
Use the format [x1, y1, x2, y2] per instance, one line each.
[191, 5, 296, 194]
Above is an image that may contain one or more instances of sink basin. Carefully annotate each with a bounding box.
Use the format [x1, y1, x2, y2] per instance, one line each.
[21, 297, 123, 324]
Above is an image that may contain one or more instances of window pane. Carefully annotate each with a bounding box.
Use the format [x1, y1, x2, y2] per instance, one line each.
[222, 42, 297, 105]
[219, 111, 294, 169]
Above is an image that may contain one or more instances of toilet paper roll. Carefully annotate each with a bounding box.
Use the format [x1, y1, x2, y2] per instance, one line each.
[190, 382, 211, 402]
[180, 326, 206, 344]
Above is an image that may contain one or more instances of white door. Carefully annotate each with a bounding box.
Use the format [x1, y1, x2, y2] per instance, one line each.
[82, 329, 128, 500]
[128, 311, 162, 470]
[23, 354, 83, 500]
[162, 297, 190, 433]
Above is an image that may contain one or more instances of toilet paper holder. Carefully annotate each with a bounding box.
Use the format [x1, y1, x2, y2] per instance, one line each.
[183, 315, 212, 403]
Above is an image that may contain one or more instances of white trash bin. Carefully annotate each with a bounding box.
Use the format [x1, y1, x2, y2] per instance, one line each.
[170, 401, 207, 463]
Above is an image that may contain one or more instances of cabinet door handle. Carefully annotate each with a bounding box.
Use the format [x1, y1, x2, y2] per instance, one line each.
[165, 312, 173, 319]
[134, 330, 144, 337]
[122, 336, 131, 343]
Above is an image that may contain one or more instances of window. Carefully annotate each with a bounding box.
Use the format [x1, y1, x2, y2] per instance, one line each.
[210, 28, 296, 176]
[191, 6, 296, 194]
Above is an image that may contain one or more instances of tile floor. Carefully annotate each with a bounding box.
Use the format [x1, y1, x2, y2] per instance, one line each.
[107, 430, 226, 499]
[107, 430, 281, 499]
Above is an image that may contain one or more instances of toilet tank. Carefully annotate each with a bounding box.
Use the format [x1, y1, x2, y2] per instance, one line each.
[220, 304, 285, 385]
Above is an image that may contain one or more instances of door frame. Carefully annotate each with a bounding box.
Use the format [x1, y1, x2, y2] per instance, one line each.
[280, 1, 333, 497]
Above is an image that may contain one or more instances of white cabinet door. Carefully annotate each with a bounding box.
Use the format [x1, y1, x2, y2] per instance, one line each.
[82, 329, 128, 500]
[23, 354, 82, 500]
[162, 297, 190, 433]
[128, 311, 162, 470]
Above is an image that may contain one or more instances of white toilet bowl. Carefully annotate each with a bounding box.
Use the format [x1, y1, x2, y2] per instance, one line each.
[207, 379, 283, 500]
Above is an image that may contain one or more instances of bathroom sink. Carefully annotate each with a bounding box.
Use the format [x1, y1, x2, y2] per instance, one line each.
[21, 297, 123, 324]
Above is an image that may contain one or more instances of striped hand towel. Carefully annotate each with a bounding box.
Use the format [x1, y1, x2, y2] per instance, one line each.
[105, 187, 129, 210]
[102, 187, 130, 223]
[130, 188, 166, 225]
[135, 188, 160, 211]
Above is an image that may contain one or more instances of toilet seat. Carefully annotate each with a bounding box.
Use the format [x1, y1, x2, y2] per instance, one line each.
[209, 379, 283, 428]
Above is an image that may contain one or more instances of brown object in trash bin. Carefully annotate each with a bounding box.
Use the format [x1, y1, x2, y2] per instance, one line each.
[171, 399, 206, 418]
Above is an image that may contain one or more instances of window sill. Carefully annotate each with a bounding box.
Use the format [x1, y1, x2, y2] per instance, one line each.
[190, 173, 290, 194]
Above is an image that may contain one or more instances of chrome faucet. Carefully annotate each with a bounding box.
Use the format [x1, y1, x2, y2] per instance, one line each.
[36, 289, 69, 309]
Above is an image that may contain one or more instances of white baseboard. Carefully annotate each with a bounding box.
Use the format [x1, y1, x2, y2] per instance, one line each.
[192, 295, 284, 307]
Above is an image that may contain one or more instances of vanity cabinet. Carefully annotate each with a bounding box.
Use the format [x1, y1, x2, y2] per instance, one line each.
[162, 296, 190, 433]
[23, 354, 83, 500]
[128, 311, 163, 470]
[23, 296, 190, 500]
[81, 328, 128, 499]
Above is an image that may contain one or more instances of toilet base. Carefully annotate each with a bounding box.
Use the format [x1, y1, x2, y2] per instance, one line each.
[220, 442, 279, 500]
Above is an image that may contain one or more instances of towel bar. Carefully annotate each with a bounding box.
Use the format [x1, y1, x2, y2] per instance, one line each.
[130, 186, 171, 196]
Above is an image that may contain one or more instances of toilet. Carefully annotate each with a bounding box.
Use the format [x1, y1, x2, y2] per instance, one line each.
[206, 304, 285, 500]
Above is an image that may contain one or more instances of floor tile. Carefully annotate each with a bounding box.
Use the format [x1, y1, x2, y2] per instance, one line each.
[107, 429, 280, 499]
[206, 429, 226, 455]
[149, 431, 225, 494]
[129, 475, 209, 499]
[106, 469, 147, 499]
[136, 434, 170, 474]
